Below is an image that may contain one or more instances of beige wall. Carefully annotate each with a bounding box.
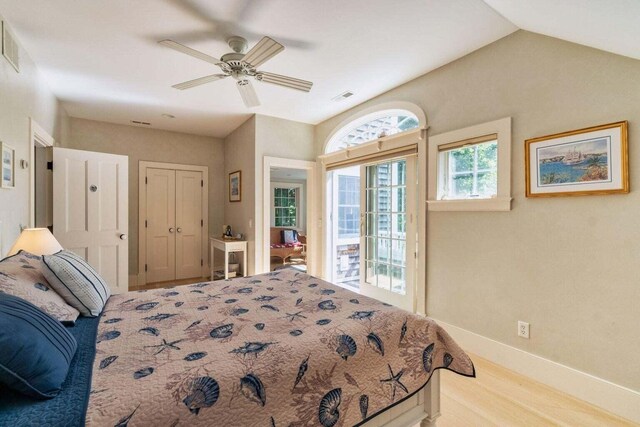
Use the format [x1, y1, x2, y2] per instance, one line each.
[315, 30, 640, 390]
[64, 118, 225, 275]
[0, 12, 68, 255]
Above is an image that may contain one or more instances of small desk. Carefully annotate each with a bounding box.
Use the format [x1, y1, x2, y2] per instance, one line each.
[210, 237, 248, 280]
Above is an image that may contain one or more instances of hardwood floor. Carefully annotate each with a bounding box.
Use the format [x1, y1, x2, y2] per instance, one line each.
[126, 279, 634, 426]
[439, 353, 635, 426]
[129, 277, 208, 291]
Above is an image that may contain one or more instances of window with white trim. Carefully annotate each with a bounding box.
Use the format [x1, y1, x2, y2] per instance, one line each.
[439, 136, 498, 199]
[274, 187, 298, 227]
[337, 175, 360, 238]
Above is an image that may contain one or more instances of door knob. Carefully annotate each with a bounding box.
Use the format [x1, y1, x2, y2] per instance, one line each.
[119, 234, 128, 240]
[169, 228, 175, 233]
[177, 227, 182, 233]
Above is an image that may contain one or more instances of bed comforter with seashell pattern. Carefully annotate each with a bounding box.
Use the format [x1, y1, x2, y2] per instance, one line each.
[87, 269, 475, 427]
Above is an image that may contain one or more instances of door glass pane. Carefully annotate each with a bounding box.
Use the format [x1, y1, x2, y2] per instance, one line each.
[366, 237, 376, 262]
[391, 214, 405, 239]
[391, 239, 406, 266]
[377, 238, 390, 264]
[377, 214, 390, 238]
[392, 187, 405, 212]
[376, 263, 391, 290]
[366, 189, 377, 212]
[366, 261, 376, 285]
[391, 266, 405, 294]
[377, 163, 391, 187]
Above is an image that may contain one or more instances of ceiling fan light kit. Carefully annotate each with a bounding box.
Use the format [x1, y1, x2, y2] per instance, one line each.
[160, 36, 313, 108]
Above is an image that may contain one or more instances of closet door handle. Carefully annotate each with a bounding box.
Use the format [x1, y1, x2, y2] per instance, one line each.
[169, 228, 175, 233]
[177, 227, 182, 233]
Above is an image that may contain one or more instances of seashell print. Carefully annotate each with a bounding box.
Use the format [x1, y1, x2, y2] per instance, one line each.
[99, 355, 118, 369]
[423, 343, 435, 373]
[136, 302, 159, 311]
[255, 323, 265, 330]
[138, 327, 160, 336]
[163, 291, 179, 297]
[33, 282, 49, 291]
[104, 318, 123, 324]
[237, 287, 253, 294]
[348, 310, 376, 320]
[190, 282, 210, 288]
[270, 416, 276, 427]
[308, 283, 318, 288]
[318, 300, 336, 310]
[248, 279, 262, 284]
[366, 332, 385, 356]
[290, 289, 299, 294]
[359, 394, 369, 420]
[230, 341, 275, 356]
[225, 298, 238, 303]
[182, 376, 220, 415]
[296, 297, 303, 305]
[253, 295, 277, 302]
[335, 335, 357, 361]
[289, 329, 303, 336]
[133, 367, 154, 379]
[261, 304, 279, 312]
[21, 252, 40, 260]
[293, 356, 309, 390]
[185, 320, 202, 330]
[114, 405, 139, 427]
[197, 306, 208, 311]
[231, 308, 249, 316]
[143, 313, 176, 321]
[400, 318, 408, 344]
[316, 319, 332, 325]
[190, 290, 204, 294]
[209, 323, 234, 339]
[174, 302, 184, 307]
[137, 289, 149, 292]
[119, 298, 135, 305]
[443, 352, 454, 368]
[184, 352, 207, 362]
[318, 388, 342, 427]
[320, 289, 335, 295]
[266, 286, 275, 290]
[97, 330, 121, 343]
[240, 373, 266, 406]
[382, 302, 393, 306]
[349, 298, 359, 304]
[21, 264, 36, 269]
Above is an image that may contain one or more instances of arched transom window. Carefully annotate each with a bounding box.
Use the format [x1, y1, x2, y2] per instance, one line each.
[325, 109, 420, 154]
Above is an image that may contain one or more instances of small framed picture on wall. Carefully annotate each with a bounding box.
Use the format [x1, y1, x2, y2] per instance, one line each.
[229, 170, 241, 202]
[1, 142, 15, 189]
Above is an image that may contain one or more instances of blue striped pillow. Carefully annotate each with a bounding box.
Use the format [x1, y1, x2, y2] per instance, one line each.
[0, 293, 77, 399]
[42, 251, 111, 317]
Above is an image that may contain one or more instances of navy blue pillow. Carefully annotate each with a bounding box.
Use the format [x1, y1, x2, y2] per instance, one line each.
[0, 293, 78, 399]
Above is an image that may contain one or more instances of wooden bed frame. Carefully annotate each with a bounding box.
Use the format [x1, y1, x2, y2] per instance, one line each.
[364, 370, 440, 427]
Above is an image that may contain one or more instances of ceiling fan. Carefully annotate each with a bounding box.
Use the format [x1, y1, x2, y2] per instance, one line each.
[159, 36, 313, 107]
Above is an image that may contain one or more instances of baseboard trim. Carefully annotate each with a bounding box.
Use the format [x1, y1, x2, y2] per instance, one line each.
[434, 319, 640, 424]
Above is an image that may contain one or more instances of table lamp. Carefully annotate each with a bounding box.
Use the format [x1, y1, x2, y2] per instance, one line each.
[8, 228, 63, 256]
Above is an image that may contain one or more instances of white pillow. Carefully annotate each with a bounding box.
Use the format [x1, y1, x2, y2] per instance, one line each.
[42, 250, 111, 317]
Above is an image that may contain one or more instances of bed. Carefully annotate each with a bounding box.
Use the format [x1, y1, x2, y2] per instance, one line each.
[0, 269, 474, 427]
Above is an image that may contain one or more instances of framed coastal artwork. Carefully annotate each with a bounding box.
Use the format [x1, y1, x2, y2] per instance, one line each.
[1, 142, 15, 189]
[229, 170, 241, 202]
[525, 121, 628, 197]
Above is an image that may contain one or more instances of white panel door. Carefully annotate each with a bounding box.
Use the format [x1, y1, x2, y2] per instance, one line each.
[52, 147, 128, 293]
[145, 168, 176, 283]
[175, 170, 203, 280]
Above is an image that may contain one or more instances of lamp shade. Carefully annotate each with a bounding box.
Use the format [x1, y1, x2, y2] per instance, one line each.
[8, 228, 63, 256]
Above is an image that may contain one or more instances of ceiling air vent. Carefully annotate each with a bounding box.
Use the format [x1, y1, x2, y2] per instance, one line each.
[332, 91, 354, 102]
[131, 120, 151, 126]
[2, 21, 19, 72]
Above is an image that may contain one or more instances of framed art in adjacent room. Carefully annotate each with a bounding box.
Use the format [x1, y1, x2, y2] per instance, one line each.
[525, 121, 628, 197]
[229, 170, 241, 202]
[1, 141, 15, 189]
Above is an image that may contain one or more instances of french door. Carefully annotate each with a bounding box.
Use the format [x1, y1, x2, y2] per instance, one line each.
[359, 157, 416, 311]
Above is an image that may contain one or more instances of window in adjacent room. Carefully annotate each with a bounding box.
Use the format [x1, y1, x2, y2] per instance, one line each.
[274, 187, 298, 227]
[337, 175, 360, 238]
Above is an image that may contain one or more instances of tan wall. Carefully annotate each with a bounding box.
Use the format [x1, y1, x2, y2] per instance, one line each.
[315, 30, 640, 390]
[223, 116, 256, 274]
[0, 12, 68, 255]
[64, 118, 225, 276]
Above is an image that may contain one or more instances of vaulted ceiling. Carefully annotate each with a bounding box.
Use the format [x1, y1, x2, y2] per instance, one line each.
[0, 0, 636, 138]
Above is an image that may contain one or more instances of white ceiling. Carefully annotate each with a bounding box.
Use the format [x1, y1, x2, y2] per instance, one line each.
[0, 0, 517, 138]
[1, 1, 636, 139]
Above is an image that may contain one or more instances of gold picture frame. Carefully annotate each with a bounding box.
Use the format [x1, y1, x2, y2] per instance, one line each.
[525, 121, 628, 198]
[229, 170, 241, 202]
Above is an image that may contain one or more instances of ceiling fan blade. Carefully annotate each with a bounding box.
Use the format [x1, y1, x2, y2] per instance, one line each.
[257, 72, 313, 92]
[237, 79, 260, 107]
[158, 39, 222, 66]
[242, 36, 284, 68]
[172, 74, 228, 90]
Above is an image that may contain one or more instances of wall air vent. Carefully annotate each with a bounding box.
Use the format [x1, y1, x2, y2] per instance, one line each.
[131, 120, 152, 126]
[2, 21, 19, 72]
[331, 91, 354, 102]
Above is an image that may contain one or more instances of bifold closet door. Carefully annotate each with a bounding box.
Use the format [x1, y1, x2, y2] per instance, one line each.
[175, 170, 203, 280]
[146, 168, 176, 283]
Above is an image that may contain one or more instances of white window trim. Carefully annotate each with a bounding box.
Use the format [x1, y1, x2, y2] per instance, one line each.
[427, 117, 512, 211]
[270, 182, 304, 231]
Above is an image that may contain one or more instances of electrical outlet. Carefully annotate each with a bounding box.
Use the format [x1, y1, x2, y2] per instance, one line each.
[518, 321, 530, 339]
